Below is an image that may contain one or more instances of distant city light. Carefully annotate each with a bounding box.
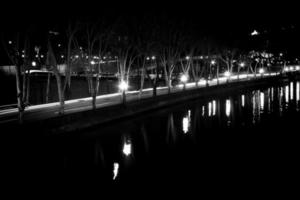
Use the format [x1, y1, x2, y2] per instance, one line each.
[211, 60, 216, 65]
[75, 55, 79, 59]
[31, 61, 37, 67]
[185, 56, 190, 60]
[289, 66, 294, 71]
[61, 55, 64, 59]
[180, 74, 188, 83]
[40, 55, 44, 58]
[296, 66, 300, 70]
[251, 30, 259, 36]
[122, 140, 132, 156]
[8, 41, 12, 44]
[58, 44, 61, 47]
[151, 56, 156, 60]
[146, 57, 150, 60]
[119, 81, 128, 91]
[90, 60, 96, 65]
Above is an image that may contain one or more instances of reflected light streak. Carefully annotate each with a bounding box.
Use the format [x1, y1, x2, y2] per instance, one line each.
[241, 95, 245, 107]
[113, 162, 119, 180]
[182, 110, 191, 134]
[226, 99, 231, 117]
[290, 82, 294, 100]
[260, 92, 264, 110]
[208, 102, 212, 117]
[123, 141, 132, 156]
[212, 100, 216, 116]
[297, 82, 299, 101]
[285, 86, 289, 103]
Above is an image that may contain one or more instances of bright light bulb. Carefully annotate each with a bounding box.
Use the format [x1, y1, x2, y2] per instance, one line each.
[224, 71, 231, 77]
[119, 81, 128, 91]
[180, 74, 188, 83]
[259, 68, 264, 74]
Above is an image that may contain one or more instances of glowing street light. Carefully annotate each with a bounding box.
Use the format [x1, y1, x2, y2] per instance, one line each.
[119, 81, 128, 91]
[224, 71, 231, 77]
[8, 41, 12, 45]
[90, 60, 96, 65]
[239, 62, 245, 67]
[180, 74, 188, 90]
[146, 57, 150, 60]
[284, 67, 289, 72]
[119, 80, 128, 105]
[210, 60, 216, 65]
[31, 61, 37, 67]
[180, 74, 188, 83]
[185, 56, 190, 60]
[151, 56, 156, 60]
[259, 68, 264, 74]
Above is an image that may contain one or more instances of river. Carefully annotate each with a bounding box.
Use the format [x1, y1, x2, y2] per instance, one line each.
[2, 78, 300, 193]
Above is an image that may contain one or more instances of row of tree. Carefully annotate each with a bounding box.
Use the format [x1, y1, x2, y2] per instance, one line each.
[1, 20, 272, 124]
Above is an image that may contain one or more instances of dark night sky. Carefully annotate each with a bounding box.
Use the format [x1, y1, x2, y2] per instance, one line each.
[0, 0, 299, 63]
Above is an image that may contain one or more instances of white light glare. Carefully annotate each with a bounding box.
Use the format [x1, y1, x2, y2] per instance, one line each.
[224, 71, 231, 77]
[180, 74, 188, 83]
[123, 141, 132, 156]
[31, 61, 37, 67]
[113, 162, 119, 180]
[259, 68, 264, 74]
[119, 81, 128, 91]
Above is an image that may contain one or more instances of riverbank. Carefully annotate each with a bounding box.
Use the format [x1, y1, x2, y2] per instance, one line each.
[1, 74, 287, 136]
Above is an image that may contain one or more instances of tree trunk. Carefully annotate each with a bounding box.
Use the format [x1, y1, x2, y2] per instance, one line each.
[139, 67, 145, 99]
[26, 70, 30, 104]
[22, 69, 27, 103]
[15, 64, 24, 124]
[46, 73, 51, 103]
[54, 72, 64, 114]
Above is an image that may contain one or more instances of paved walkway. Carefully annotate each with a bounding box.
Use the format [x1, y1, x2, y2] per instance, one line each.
[0, 73, 280, 124]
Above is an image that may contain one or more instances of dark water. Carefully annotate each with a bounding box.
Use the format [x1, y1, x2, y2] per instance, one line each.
[2, 79, 300, 193]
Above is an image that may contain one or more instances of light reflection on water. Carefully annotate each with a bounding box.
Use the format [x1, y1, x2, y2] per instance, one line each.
[46, 80, 300, 183]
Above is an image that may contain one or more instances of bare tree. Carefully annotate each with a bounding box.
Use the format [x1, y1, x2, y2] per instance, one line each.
[1, 34, 32, 123]
[219, 48, 238, 81]
[46, 41, 65, 114]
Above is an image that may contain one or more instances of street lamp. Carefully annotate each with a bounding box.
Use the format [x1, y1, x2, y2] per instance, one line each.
[259, 68, 264, 77]
[31, 61, 37, 67]
[119, 80, 128, 105]
[224, 71, 231, 77]
[180, 74, 188, 90]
